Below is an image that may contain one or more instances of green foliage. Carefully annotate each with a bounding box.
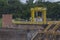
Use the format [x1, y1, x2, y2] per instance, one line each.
[0, 0, 60, 20]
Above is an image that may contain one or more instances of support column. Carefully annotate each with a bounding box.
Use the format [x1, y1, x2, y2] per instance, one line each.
[43, 10, 46, 24]
[31, 8, 35, 22]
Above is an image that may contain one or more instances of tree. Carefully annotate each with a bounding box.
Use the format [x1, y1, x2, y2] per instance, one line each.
[0, 0, 60, 20]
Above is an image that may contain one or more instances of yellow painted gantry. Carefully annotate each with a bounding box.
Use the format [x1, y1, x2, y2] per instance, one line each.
[12, 7, 47, 24]
[31, 7, 47, 24]
[12, 7, 60, 24]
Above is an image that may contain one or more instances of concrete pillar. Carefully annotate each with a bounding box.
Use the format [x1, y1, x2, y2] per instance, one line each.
[2, 14, 12, 27]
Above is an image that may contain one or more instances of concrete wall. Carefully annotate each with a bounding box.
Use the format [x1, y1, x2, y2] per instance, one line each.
[2, 14, 12, 27]
[0, 29, 27, 40]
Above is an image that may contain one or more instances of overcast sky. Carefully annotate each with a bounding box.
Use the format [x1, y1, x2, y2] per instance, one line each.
[48, 0, 60, 2]
[20, 0, 60, 3]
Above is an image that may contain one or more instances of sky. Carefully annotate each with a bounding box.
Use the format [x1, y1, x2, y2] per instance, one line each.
[20, 0, 60, 3]
[48, 0, 60, 2]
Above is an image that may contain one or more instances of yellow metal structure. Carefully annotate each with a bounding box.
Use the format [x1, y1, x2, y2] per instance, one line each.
[11, 7, 60, 40]
[12, 7, 47, 24]
[12, 7, 60, 24]
[31, 7, 47, 24]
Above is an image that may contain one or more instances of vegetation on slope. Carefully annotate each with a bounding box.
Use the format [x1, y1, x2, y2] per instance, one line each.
[0, 0, 60, 20]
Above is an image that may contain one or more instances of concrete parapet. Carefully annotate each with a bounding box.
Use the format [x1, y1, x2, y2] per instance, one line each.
[2, 14, 12, 27]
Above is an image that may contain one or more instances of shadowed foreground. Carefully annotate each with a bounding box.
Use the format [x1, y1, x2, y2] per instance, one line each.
[0, 28, 27, 40]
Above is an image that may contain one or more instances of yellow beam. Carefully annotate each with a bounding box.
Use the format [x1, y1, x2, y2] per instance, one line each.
[44, 24, 52, 32]
[31, 8, 35, 22]
[12, 20, 44, 24]
[42, 10, 47, 24]
[52, 24, 60, 31]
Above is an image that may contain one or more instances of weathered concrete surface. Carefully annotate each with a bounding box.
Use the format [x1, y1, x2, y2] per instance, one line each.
[5, 24, 47, 30]
[1, 24, 60, 40]
[0, 28, 27, 40]
[0, 24, 48, 40]
[33, 33, 60, 40]
[2, 14, 12, 27]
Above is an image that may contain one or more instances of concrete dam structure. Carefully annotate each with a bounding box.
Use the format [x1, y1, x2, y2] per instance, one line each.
[1, 7, 60, 40]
